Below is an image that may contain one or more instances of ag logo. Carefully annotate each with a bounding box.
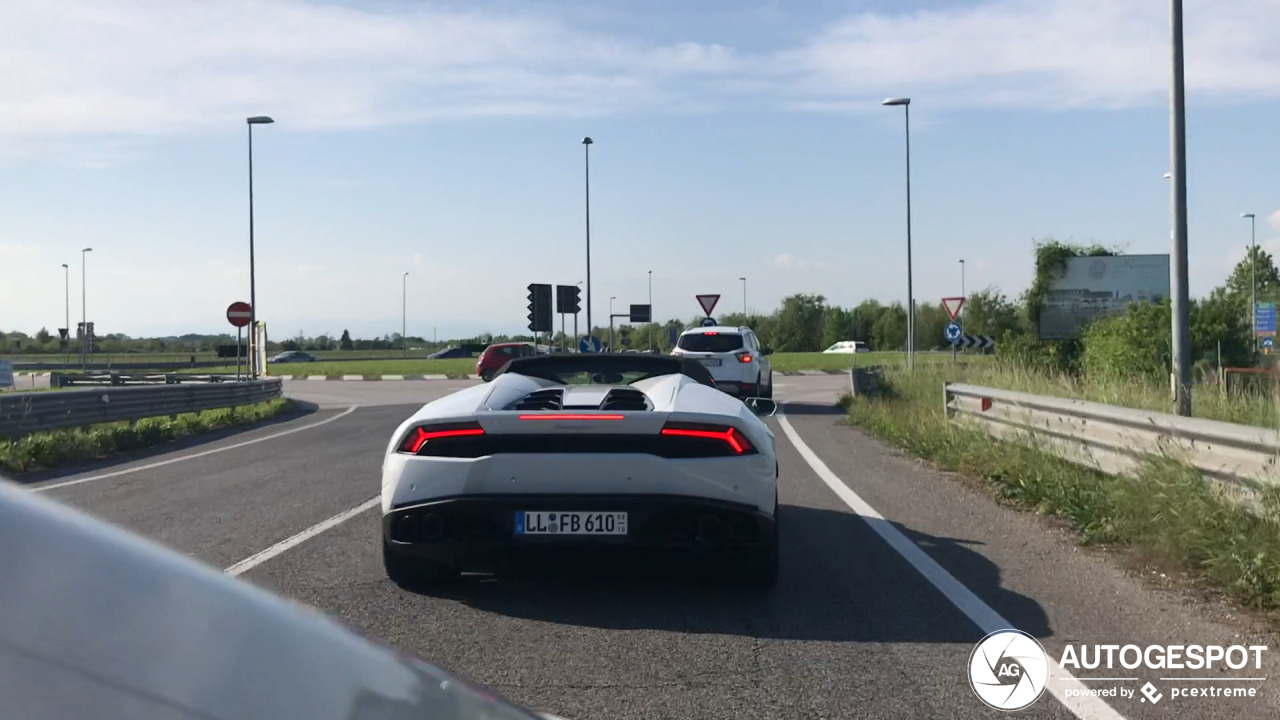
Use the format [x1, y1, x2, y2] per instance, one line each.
[968, 629, 1049, 711]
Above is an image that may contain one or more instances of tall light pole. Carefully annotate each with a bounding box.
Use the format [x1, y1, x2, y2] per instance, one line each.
[1242, 213, 1257, 351]
[1168, 0, 1191, 416]
[609, 296, 616, 351]
[402, 272, 409, 358]
[247, 115, 274, 378]
[739, 277, 747, 316]
[80, 247, 92, 368]
[582, 137, 594, 344]
[647, 270, 653, 352]
[958, 259, 966, 331]
[61, 263, 69, 365]
[575, 281, 583, 349]
[883, 97, 915, 369]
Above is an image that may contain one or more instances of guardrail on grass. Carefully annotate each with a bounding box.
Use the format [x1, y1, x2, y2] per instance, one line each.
[943, 382, 1280, 500]
[0, 380, 284, 438]
[49, 373, 247, 387]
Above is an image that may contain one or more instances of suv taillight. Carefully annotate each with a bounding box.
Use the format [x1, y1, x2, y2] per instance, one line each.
[735, 351, 752, 363]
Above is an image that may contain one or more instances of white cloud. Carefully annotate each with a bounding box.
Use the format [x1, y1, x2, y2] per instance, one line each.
[1268, 210, 1280, 231]
[773, 252, 813, 269]
[2, 0, 1279, 156]
[784, 0, 1280, 110]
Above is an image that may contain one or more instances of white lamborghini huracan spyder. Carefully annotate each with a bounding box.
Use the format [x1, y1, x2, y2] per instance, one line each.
[380, 353, 780, 588]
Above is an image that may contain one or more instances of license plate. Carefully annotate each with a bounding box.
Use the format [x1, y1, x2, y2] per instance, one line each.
[701, 358, 722, 366]
[515, 511, 628, 536]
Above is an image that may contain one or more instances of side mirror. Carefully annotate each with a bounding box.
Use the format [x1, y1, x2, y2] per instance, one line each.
[744, 397, 778, 417]
[761, 346, 773, 356]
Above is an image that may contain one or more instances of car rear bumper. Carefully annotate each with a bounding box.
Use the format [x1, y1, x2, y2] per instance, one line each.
[383, 494, 776, 572]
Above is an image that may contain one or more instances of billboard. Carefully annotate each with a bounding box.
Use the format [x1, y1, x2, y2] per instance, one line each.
[1038, 254, 1170, 340]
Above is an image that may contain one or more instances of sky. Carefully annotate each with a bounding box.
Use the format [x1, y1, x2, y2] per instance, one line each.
[2, 0, 1279, 341]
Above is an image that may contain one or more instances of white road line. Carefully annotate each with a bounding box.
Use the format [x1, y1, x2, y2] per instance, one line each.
[775, 407, 1125, 720]
[32, 405, 361, 493]
[224, 496, 380, 576]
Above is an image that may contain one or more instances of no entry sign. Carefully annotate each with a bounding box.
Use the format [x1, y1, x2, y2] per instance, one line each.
[226, 301, 252, 328]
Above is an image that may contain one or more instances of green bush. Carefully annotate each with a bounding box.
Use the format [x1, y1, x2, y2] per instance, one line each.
[848, 364, 1280, 612]
[0, 399, 293, 473]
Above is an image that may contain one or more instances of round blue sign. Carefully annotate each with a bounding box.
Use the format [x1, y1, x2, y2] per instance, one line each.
[578, 335, 603, 353]
[700, 317, 718, 327]
[1264, 337, 1274, 349]
[944, 322, 962, 342]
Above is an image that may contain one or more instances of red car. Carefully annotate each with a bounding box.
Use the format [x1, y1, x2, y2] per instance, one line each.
[475, 342, 539, 381]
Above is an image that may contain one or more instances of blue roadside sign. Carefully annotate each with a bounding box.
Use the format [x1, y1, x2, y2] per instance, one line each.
[700, 317, 718, 327]
[944, 322, 962, 343]
[668, 327, 678, 346]
[1264, 337, 1274, 350]
[578, 335, 602, 353]
[1256, 302, 1277, 335]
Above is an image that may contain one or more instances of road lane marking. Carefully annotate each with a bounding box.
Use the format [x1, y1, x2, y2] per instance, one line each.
[224, 496, 379, 576]
[775, 407, 1125, 720]
[32, 405, 361, 493]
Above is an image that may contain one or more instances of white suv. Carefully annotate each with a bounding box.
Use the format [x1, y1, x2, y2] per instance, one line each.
[671, 326, 773, 398]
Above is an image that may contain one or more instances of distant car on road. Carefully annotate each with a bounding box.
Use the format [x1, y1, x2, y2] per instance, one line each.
[670, 326, 773, 399]
[475, 343, 538, 381]
[267, 351, 316, 364]
[822, 341, 870, 354]
[429, 347, 468, 359]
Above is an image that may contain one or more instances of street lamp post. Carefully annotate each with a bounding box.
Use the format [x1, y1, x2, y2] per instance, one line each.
[1169, 0, 1191, 416]
[80, 248, 92, 369]
[247, 115, 274, 378]
[61, 263, 69, 366]
[882, 97, 915, 370]
[1242, 213, 1257, 353]
[402, 272, 409, 358]
[647, 270, 653, 352]
[575, 281, 583, 349]
[609, 296, 616, 351]
[958, 259, 966, 332]
[582, 137, 594, 347]
[739, 277, 747, 316]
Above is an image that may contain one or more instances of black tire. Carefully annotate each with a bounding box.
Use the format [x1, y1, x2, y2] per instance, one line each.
[738, 507, 779, 590]
[761, 371, 773, 399]
[382, 540, 458, 589]
[479, 369, 494, 382]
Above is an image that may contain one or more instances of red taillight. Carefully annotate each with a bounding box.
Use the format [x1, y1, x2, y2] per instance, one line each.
[399, 423, 485, 453]
[518, 414, 625, 421]
[735, 351, 752, 363]
[660, 423, 753, 455]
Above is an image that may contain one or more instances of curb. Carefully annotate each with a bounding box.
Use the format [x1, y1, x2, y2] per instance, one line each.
[778, 369, 847, 376]
[284, 374, 477, 381]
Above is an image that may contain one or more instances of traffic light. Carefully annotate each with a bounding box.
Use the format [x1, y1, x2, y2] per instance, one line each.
[527, 283, 553, 332]
[556, 284, 581, 314]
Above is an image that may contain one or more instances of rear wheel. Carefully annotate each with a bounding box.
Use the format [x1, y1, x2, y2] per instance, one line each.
[761, 371, 773, 399]
[736, 506, 779, 590]
[382, 540, 458, 588]
[479, 369, 494, 382]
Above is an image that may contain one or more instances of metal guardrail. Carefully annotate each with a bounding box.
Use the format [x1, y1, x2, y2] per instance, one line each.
[944, 382, 1280, 500]
[49, 373, 245, 388]
[0, 380, 283, 438]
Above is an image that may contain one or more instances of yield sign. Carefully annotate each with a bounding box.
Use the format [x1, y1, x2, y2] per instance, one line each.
[696, 294, 720, 316]
[941, 297, 965, 321]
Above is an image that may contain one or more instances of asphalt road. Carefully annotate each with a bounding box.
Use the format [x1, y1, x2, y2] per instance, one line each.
[15, 376, 1280, 719]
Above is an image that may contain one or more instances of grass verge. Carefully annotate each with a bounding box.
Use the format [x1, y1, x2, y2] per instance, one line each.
[178, 351, 991, 378]
[0, 398, 294, 473]
[848, 363, 1280, 614]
